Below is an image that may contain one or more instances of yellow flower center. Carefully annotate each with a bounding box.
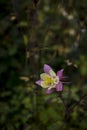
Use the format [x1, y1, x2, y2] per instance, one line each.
[45, 77, 54, 85]
[40, 72, 59, 89]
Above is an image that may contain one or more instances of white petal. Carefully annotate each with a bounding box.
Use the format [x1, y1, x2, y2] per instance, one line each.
[40, 73, 50, 80]
[49, 69, 56, 77]
[41, 81, 49, 88]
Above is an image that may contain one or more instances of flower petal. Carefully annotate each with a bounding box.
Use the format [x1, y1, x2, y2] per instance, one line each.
[40, 73, 50, 80]
[49, 69, 56, 77]
[44, 64, 52, 74]
[56, 82, 63, 91]
[36, 80, 42, 86]
[46, 88, 55, 94]
[57, 69, 64, 80]
[41, 81, 49, 88]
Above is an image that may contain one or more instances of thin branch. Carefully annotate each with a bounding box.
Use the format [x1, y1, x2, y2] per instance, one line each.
[69, 93, 87, 112]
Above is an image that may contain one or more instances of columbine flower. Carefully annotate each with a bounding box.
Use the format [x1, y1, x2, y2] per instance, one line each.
[36, 64, 69, 94]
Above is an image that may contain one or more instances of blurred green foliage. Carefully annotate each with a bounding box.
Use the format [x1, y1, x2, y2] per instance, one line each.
[0, 0, 87, 130]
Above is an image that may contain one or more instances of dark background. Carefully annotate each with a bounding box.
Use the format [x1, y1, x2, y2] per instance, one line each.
[0, 0, 87, 129]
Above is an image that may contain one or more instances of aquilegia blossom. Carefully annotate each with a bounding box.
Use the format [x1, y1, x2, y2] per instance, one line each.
[36, 64, 69, 94]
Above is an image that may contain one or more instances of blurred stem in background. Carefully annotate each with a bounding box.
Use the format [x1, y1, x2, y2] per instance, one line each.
[11, 0, 42, 129]
[27, 1, 41, 129]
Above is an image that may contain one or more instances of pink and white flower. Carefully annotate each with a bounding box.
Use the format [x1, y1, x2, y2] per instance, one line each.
[36, 64, 69, 94]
